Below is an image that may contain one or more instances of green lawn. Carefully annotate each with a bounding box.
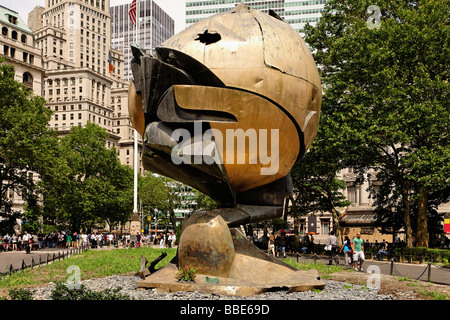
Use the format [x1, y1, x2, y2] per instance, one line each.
[283, 257, 347, 277]
[0, 247, 177, 289]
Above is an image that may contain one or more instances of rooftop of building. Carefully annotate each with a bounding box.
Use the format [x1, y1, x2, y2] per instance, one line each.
[0, 5, 33, 34]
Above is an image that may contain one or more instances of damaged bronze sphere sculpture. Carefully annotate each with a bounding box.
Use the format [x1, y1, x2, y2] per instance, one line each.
[129, 4, 325, 295]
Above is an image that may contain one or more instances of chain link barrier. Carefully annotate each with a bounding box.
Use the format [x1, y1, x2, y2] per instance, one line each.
[0, 245, 89, 277]
[289, 251, 449, 285]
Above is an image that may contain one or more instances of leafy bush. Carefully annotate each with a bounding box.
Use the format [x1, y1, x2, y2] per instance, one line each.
[176, 265, 198, 282]
[426, 249, 450, 263]
[9, 288, 34, 300]
[50, 282, 131, 300]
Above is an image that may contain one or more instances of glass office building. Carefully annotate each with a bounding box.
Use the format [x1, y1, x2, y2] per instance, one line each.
[186, 0, 329, 33]
[110, 0, 175, 81]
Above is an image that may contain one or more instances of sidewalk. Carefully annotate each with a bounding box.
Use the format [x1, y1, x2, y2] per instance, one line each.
[0, 247, 72, 272]
[290, 253, 450, 285]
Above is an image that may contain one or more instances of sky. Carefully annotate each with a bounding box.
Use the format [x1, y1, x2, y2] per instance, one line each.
[1, 0, 186, 33]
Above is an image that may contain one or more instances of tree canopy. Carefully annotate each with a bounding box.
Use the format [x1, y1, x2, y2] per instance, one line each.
[302, 0, 449, 247]
[39, 122, 134, 232]
[0, 60, 54, 233]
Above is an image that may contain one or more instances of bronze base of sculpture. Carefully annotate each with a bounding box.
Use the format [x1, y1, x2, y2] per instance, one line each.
[137, 211, 325, 296]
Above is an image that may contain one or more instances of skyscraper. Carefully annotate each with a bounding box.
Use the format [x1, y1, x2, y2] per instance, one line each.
[26, 0, 146, 175]
[186, 0, 329, 32]
[110, 0, 174, 81]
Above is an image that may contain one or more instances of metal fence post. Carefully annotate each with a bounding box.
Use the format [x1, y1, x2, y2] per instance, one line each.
[390, 259, 394, 276]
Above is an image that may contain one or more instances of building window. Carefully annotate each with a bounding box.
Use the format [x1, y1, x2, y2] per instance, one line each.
[321, 219, 330, 236]
[23, 72, 33, 89]
[8, 15, 18, 25]
[21, 34, 27, 44]
[348, 186, 357, 203]
[1, 27, 8, 37]
[299, 219, 306, 235]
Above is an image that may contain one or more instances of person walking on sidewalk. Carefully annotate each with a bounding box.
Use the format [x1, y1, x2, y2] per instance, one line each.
[327, 230, 338, 265]
[340, 236, 352, 266]
[11, 234, 19, 251]
[275, 231, 286, 258]
[352, 233, 365, 271]
[22, 231, 32, 254]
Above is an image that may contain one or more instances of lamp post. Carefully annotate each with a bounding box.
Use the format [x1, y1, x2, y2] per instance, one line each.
[165, 213, 170, 233]
[391, 206, 396, 244]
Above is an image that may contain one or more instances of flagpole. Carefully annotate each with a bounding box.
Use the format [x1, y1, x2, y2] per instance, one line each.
[133, 0, 139, 215]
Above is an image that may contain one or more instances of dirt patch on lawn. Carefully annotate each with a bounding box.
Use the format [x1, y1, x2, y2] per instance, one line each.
[328, 270, 450, 300]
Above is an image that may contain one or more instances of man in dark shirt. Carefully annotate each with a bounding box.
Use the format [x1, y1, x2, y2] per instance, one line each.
[275, 231, 286, 258]
[37, 232, 45, 249]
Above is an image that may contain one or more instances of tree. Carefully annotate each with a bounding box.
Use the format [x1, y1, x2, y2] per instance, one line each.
[303, 0, 449, 247]
[290, 116, 351, 247]
[139, 172, 173, 214]
[191, 189, 217, 212]
[0, 59, 55, 233]
[39, 122, 134, 232]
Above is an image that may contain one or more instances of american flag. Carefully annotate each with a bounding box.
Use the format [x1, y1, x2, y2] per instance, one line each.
[108, 50, 114, 73]
[129, 0, 137, 25]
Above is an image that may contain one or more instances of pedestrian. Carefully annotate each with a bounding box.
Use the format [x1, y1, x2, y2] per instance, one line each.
[375, 239, 388, 261]
[52, 233, 58, 248]
[37, 231, 45, 249]
[326, 230, 338, 265]
[107, 233, 113, 247]
[58, 233, 64, 248]
[11, 234, 19, 251]
[136, 233, 141, 248]
[91, 233, 97, 248]
[3, 233, 10, 252]
[352, 233, 365, 271]
[340, 236, 352, 266]
[275, 231, 286, 258]
[32, 233, 38, 250]
[159, 233, 165, 248]
[169, 232, 176, 248]
[72, 232, 79, 248]
[268, 234, 275, 256]
[97, 233, 103, 248]
[81, 233, 88, 247]
[300, 234, 309, 254]
[22, 231, 32, 254]
[66, 233, 72, 248]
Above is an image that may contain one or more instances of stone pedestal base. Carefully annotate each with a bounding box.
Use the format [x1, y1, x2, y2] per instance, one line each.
[138, 211, 325, 296]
